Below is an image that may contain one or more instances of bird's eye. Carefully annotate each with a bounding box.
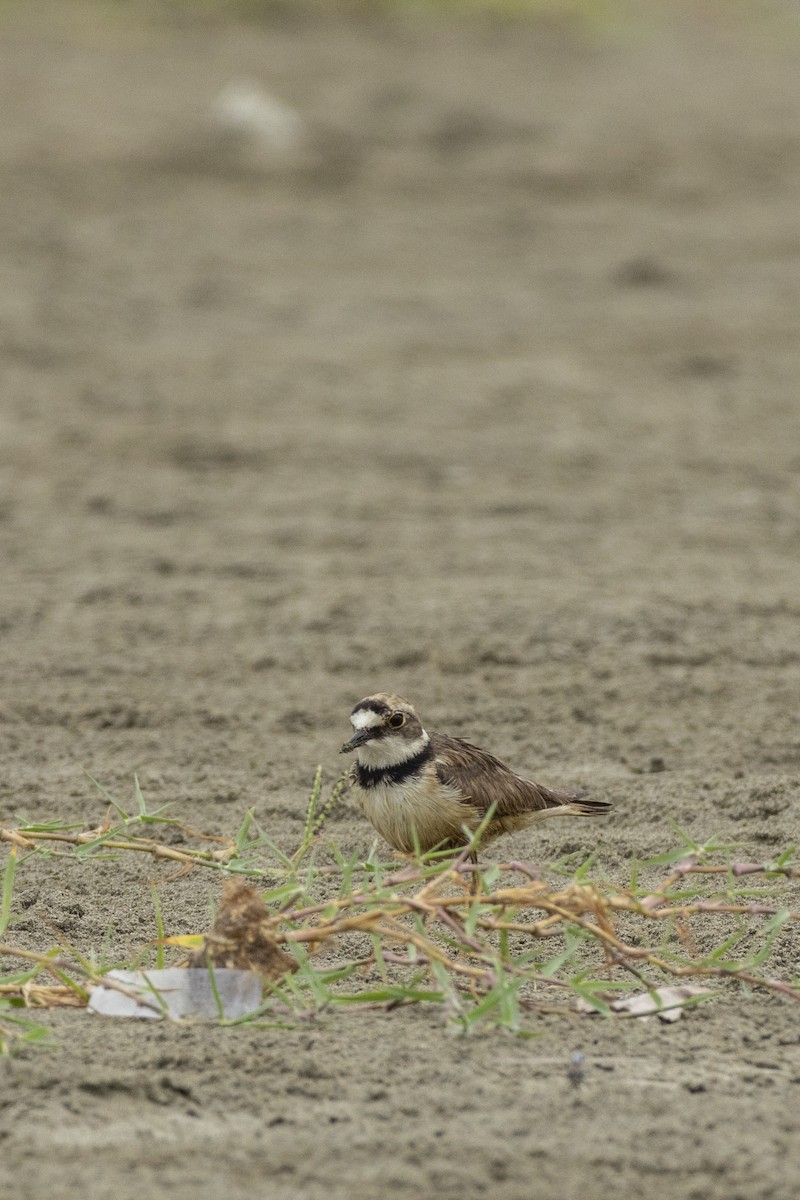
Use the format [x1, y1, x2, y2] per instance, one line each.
[388, 712, 406, 729]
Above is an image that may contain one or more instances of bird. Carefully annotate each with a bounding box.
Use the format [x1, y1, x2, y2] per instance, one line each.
[340, 692, 611, 858]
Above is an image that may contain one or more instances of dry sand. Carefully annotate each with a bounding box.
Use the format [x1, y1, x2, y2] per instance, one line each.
[1, 3, 799, 1198]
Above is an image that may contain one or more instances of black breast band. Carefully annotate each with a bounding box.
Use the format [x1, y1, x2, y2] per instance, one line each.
[355, 743, 432, 789]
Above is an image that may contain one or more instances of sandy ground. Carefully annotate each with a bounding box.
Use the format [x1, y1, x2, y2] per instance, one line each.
[1, 3, 800, 1197]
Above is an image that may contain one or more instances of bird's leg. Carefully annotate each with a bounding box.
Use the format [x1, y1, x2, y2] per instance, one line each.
[468, 849, 481, 896]
[465, 850, 483, 1000]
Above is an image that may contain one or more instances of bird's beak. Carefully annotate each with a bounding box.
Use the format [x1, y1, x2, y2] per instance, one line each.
[340, 728, 377, 754]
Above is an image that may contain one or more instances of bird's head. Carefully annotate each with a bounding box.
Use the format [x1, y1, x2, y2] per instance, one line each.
[340, 693, 427, 766]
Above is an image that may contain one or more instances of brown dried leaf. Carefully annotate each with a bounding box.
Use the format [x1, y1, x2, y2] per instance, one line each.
[188, 878, 297, 982]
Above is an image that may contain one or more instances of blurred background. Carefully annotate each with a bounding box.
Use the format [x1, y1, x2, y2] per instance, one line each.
[1, 0, 799, 832]
[3, 10, 800, 1196]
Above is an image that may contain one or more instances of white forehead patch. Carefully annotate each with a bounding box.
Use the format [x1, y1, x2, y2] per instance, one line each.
[351, 709, 384, 730]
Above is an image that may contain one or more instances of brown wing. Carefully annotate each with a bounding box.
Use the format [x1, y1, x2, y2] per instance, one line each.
[430, 731, 605, 819]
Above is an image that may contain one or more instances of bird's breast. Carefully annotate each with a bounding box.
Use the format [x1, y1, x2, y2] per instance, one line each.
[352, 769, 474, 854]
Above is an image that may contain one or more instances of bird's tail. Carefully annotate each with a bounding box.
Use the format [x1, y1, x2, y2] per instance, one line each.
[543, 787, 611, 817]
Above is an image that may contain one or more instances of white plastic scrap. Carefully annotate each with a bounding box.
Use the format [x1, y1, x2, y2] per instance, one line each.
[576, 984, 712, 1022]
[88, 968, 263, 1020]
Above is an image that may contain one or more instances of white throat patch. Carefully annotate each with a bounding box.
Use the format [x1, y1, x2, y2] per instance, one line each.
[355, 730, 430, 768]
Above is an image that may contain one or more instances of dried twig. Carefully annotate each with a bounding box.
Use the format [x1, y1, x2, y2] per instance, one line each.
[2, 805, 799, 1032]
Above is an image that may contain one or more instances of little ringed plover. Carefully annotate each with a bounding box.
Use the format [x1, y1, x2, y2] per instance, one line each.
[340, 692, 610, 857]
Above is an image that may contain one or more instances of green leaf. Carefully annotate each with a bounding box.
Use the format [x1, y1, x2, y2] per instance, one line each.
[82, 769, 129, 820]
[570, 981, 612, 1016]
[0, 849, 17, 938]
